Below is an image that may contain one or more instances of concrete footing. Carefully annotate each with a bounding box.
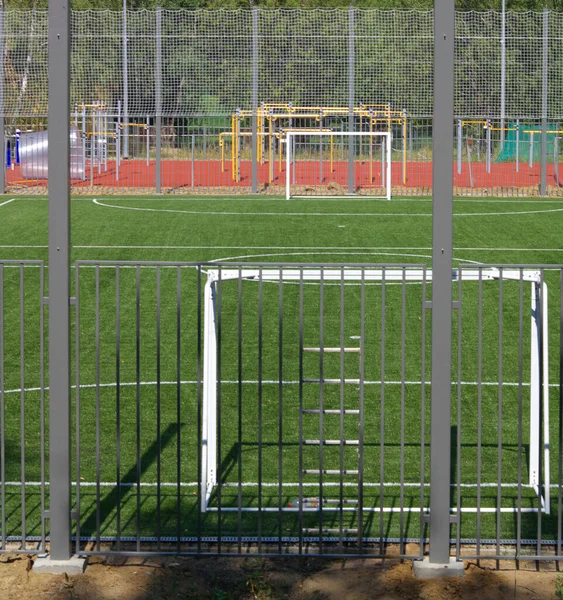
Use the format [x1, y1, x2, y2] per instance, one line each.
[412, 557, 465, 579]
[33, 555, 88, 575]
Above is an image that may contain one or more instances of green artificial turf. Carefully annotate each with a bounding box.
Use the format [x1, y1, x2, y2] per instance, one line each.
[1, 195, 563, 551]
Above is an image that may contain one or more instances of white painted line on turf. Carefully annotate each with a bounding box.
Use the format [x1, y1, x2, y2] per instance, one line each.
[0, 198, 15, 208]
[0, 379, 543, 396]
[92, 198, 563, 218]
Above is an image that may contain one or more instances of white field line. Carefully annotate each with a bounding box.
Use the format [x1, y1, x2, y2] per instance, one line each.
[0, 379, 543, 396]
[0, 198, 15, 208]
[0, 481, 541, 489]
[92, 198, 563, 218]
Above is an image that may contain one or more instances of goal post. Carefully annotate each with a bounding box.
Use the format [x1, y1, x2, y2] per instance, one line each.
[285, 131, 392, 200]
[201, 267, 550, 515]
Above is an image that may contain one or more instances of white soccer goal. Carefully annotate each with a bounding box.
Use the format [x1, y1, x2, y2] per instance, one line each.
[285, 131, 392, 200]
[201, 267, 550, 515]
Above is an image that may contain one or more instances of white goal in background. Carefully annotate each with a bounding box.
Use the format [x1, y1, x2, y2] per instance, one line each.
[285, 131, 392, 200]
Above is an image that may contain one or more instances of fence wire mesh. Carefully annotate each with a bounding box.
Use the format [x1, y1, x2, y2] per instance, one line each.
[1, 9, 563, 119]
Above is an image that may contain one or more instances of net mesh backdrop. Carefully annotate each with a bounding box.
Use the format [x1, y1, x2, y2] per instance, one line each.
[1, 8, 563, 119]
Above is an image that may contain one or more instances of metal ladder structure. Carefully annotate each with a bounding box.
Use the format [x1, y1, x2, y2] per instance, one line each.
[298, 331, 365, 543]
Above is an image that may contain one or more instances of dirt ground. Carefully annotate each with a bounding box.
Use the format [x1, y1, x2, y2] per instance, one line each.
[1, 553, 563, 600]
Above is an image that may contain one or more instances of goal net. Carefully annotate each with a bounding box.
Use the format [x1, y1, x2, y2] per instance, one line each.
[285, 131, 392, 199]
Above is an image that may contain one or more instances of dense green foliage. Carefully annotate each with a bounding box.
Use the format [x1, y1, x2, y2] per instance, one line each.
[5, 0, 563, 13]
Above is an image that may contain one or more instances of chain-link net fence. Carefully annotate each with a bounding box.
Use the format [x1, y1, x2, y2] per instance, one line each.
[2, 8, 563, 195]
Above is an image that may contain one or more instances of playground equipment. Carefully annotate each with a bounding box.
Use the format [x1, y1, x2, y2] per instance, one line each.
[221, 103, 408, 186]
[457, 119, 563, 183]
[17, 127, 84, 180]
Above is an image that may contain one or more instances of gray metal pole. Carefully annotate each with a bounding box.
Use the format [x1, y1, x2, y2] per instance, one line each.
[429, 0, 455, 565]
[48, 0, 71, 561]
[251, 7, 258, 194]
[122, 0, 129, 159]
[500, 0, 506, 152]
[348, 6, 354, 195]
[540, 7, 548, 196]
[155, 6, 162, 194]
[0, 2, 5, 195]
[457, 119, 462, 175]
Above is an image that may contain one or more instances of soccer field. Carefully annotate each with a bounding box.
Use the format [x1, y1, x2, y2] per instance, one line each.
[1, 195, 563, 553]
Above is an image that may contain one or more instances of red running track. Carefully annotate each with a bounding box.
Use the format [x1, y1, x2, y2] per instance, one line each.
[5, 159, 562, 191]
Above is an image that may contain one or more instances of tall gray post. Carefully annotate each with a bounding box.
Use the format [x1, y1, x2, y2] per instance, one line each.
[500, 0, 506, 152]
[251, 7, 258, 194]
[48, 0, 72, 561]
[540, 7, 548, 197]
[0, 2, 5, 195]
[429, 0, 455, 568]
[155, 6, 162, 193]
[348, 6, 354, 195]
[122, 0, 129, 159]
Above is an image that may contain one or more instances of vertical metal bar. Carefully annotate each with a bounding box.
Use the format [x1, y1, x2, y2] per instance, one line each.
[146, 117, 149, 167]
[237, 270, 243, 553]
[122, 0, 129, 159]
[457, 119, 462, 175]
[537, 272, 545, 556]
[358, 269, 366, 553]
[455, 270, 462, 558]
[298, 268, 304, 554]
[558, 269, 563, 558]
[429, 0, 455, 565]
[348, 6, 354, 194]
[0, 263, 6, 551]
[251, 7, 258, 194]
[19, 266, 25, 549]
[216, 267, 222, 553]
[517, 270, 524, 557]
[115, 266, 121, 551]
[277, 268, 283, 554]
[48, 0, 71, 560]
[95, 266, 101, 551]
[191, 135, 195, 188]
[176, 267, 182, 552]
[496, 270, 503, 561]
[516, 119, 520, 173]
[257, 268, 263, 553]
[540, 8, 548, 196]
[74, 265, 81, 555]
[196, 267, 202, 553]
[155, 7, 162, 194]
[379, 267, 386, 556]
[420, 268, 428, 560]
[476, 271, 483, 558]
[318, 268, 325, 552]
[0, 265, 4, 551]
[339, 267, 345, 545]
[0, 4, 4, 195]
[39, 265, 45, 551]
[135, 265, 141, 552]
[156, 266, 161, 550]
[399, 268, 406, 554]
[500, 0, 506, 152]
[486, 121, 491, 174]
